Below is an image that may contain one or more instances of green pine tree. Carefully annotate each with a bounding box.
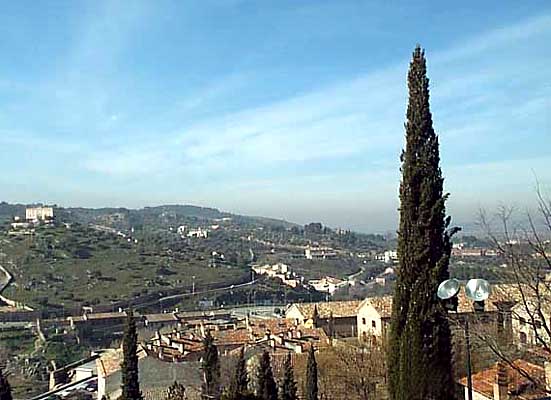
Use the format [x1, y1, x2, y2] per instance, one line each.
[305, 346, 318, 400]
[387, 45, 458, 400]
[279, 353, 297, 400]
[121, 309, 142, 400]
[225, 347, 249, 399]
[201, 330, 221, 400]
[0, 368, 12, 400]
[256, 351, 277, 400]
[165, 381, 186, 400]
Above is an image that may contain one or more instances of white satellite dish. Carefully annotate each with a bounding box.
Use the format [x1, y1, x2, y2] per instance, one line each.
[437, 279, 460, 300]
[465, 279, 490, 302]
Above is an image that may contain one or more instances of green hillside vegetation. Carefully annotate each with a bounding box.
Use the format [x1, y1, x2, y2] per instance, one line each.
[1, 223, 248, 309]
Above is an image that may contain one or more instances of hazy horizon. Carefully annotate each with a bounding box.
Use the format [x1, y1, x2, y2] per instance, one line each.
[1, 1, 550, 233]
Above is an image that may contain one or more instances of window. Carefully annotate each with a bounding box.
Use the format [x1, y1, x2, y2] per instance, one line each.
[535, 320, 542, 329]
[519, 317, 526, 326]
[372, 320, 376, 328]
[520, 332, 527, 344]
[362, 318, 366, 325]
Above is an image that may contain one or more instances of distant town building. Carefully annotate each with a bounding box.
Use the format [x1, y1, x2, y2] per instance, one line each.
[252, 263, 302, 288]
[383, 250, 398, 264]
[187, 228, 208, 238]
[285, 300, 360, 338]
[176, 225, 186, 236]
[26, 206, 54, 222]
[305, 246, 337, 260]
[308, 276, 348, 295]
[451, 244, 499, 257]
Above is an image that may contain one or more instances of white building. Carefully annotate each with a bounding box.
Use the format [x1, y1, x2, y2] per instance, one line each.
[308, 276, 348, 295]
[252, 263, 301, 288]
[383, 250, 398, 264]
[26, 206, 54, 222]
[187, 228, 208, 238]
[356, 296, 393, 342]
[305, 246, 337, 260]
[176, 225, 186, 236]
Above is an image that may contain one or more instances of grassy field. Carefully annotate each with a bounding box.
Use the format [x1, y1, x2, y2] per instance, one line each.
[0, 223, 246, 309]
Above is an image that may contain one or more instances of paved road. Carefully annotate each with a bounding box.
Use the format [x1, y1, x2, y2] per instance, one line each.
[347, 266, 365, 281]
[0, 264, 12, 294]
[133, 278, 258, 310]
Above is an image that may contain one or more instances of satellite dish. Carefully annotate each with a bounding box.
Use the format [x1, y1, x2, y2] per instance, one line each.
[465, 279, 491, 302]
[437, 279, 460, 300]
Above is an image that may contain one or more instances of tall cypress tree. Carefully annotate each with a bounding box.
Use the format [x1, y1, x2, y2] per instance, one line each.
[387, 46, 458, 400]
[0, 368, 13, 400]
[202, 330, 221, 400]
[279, 353, 297, 400]
[305, 346, 318, 400]
[256, 351, 277, 400]
[226, 347, 249, 399]
[121, 309, 142, 400]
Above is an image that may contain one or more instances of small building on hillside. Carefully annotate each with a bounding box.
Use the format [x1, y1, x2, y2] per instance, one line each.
[26, 206, 54, 222]
[308, 276, 349, 295]
[187, 228, 208, 238]
[305, 246, 337, 260]
[383, 250, 398, 264]
[285, 300, 361, 338]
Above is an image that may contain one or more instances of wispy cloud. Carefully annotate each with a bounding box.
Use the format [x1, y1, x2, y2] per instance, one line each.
[80, 11, 551, 183]
[1, 3, 549, 230]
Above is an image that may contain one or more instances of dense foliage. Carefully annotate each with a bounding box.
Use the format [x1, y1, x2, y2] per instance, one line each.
[388, 46, 457, 400]
[201, 331, 221, 400]
[305, 346, 318, 400]
[224, 348, 249, 399]
[279, 353, 298, 400]
[256, 351, 277, 400]
[121, 309, 142, 400]
[0, 368, 12, 400]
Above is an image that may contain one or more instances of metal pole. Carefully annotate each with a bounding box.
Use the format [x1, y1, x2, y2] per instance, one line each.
[465, 318, 473, 400]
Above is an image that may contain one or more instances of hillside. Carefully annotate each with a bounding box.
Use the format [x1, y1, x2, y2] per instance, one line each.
[0, 202, 391, 313]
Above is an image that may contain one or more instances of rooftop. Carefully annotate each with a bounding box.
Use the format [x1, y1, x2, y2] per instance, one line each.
[288, 300, 361, 319]
[458, 359, 547, 400]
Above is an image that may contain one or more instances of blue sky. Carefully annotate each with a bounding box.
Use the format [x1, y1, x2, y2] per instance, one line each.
[0, 1, 550, 232]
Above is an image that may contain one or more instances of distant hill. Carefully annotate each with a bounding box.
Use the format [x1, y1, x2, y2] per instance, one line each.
[0, 202, 297, 230]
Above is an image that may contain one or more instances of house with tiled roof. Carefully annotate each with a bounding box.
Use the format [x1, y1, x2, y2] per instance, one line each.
[285, 300, 361, 338]
[357, 296, 393, 342]
[356, 284, 522, 344]
[96, 345, 203, 400]
[458, 359, 550, 400]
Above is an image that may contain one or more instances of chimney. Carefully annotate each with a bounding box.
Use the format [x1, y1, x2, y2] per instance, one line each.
[493, 361, 508, 400]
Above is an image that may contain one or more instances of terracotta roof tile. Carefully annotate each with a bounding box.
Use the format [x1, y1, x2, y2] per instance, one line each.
[458, 359, 546, 399]
[290, 301, 361, 319]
